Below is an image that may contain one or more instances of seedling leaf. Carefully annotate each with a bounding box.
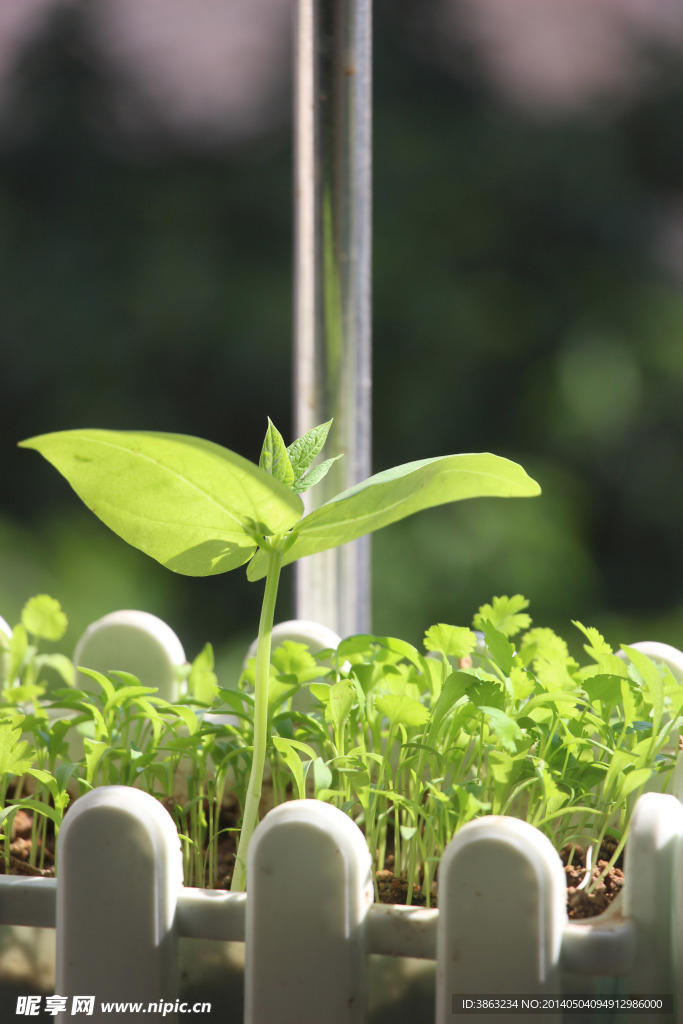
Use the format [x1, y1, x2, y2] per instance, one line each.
[509, 666, 536, 702]
[6, 626, 28, 684]
[400, 825, 418, 841]
[312, 757, 333, 795]
[615, 767, 652, 802]
[621, 645, 664, 733]
[271, 641, 318, 679]
[328, 679, 357, 733]
[0, 797, 61, 830]
[520, 627, 569, 667]
[474, 595, 531, 638]
[259, 419, 295, 487]
[21, 596, 68, 641]
[0, 721, 34, 776]
[188, 644, 219, 704]
[454, 786, 492, 822]
[583, 674, 623, 711]
[77, 667, 116, 704]
[424, 624, 477, 659]
[20, 429, 304, 576]
[291, 455, 343, 494]
[573, 621, 612, 660]
[427, 671, 471, 745]
[480, 619, 516, 676]
[287, 419, 333, 477]
[273, 736, 315, 799]
[309, 682, 332, 706]
[247, 453, 541, 580]
[374, 694, 429, 728]
[34, 653, 75, 687]
[83, 738, 108, 783]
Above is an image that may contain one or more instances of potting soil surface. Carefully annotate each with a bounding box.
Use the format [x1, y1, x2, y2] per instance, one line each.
[3, 804, 624, 919]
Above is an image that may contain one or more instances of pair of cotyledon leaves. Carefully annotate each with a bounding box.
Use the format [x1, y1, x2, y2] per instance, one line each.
[19, 426, 541, 581]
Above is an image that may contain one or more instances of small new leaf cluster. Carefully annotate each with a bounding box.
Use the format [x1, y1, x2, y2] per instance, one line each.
[259, 418, 341, 494]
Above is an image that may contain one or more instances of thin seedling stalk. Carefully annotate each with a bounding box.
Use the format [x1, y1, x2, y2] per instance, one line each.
[231, 546, 283, 892]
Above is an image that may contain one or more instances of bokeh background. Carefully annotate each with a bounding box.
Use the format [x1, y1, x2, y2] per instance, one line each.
[2, 0, 683, 676]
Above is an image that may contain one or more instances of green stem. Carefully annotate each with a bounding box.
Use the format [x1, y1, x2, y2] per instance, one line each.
[231, 546, 283, 891]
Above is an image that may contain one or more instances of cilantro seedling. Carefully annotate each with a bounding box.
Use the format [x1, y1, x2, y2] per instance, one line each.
[274, 597, 683, 904]
[1, 588, 680, 903]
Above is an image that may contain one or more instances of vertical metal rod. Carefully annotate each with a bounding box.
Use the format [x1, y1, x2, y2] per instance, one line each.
[293, 0, 372, 636]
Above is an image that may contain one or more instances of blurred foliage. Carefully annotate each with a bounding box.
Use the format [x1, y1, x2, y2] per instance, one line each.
[2, 0, 683, 671]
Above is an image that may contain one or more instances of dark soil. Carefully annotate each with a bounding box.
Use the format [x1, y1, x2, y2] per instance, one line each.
[0, 808, 55, 877]
[559, 837, 625, 920]
[371, 840, 624, 920]
[2, 800, 624, 919]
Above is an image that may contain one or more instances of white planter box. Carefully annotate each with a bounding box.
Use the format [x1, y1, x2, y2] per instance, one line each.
[1, 613, 681, 1023]
[0, 788, 681, 1023]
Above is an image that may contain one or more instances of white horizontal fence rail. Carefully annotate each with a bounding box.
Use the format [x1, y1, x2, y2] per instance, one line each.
[1, 611, 682, 1022]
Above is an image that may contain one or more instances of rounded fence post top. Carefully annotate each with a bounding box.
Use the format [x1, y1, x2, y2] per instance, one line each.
[61, 785, 180, 846]
[250, 798, 371, 868]
[75, 609, 185, 662]
[629, 790, 683, 833]
[73, 609, 185, 702]
[59, 786, 183, 891]
[444, 813, 565, 871]
[245, 619, 342, 663]
[618, 641, 683, 680]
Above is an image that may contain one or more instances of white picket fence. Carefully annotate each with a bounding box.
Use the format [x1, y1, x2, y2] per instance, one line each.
[0, 612, 682, 1023]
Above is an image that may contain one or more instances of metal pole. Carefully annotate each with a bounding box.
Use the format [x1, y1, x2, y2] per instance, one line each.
[293, 0, 372, 636]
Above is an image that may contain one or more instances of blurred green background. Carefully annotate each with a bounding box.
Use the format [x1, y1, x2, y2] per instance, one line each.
[2, 0, 683, 675]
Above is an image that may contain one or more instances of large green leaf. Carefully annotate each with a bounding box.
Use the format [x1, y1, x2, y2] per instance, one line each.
[20, 430, 304, 576]
[248, 453, 540, 580]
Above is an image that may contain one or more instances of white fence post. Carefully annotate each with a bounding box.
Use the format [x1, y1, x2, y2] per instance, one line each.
[73, 610, 186, 702]
[621, 792, 683, 1023]
[436, 816, 566, 1024]
[245, 800, 373, 1024]
[56, 787, 183, 1023]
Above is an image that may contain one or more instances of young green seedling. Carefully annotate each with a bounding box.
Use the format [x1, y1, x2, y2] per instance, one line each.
[20, 419, 540, 889]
